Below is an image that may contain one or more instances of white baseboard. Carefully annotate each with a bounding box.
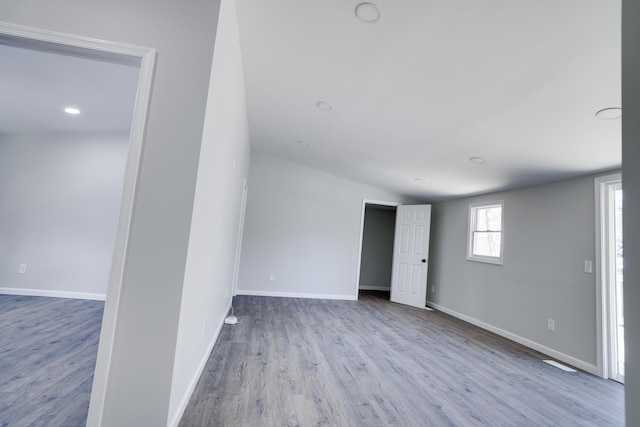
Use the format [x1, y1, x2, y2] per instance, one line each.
[236, 289, 357, 301]
[359, 285, 391, 291]
[168, 300, 231, 427]
[0, 287, 106, 301]
[427, 302, 598, 376]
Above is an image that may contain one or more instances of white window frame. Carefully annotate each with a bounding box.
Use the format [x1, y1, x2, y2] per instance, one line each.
[467, 200, 504, 265]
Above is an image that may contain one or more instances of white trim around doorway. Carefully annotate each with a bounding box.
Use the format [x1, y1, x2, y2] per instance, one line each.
[595, 172, 623, 380]
[0, 21, 157, 426]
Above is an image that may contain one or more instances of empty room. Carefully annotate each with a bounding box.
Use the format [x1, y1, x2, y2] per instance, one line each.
[2, 0, 640, 426]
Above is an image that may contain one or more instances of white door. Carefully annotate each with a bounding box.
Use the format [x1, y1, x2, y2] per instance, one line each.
[390, 205, 432, 308]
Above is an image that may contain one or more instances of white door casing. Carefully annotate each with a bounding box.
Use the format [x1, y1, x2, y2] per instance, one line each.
[231, 179, 248, 297]
[390, 205, 432, 308]
[595, 173, 624, 382]
[0, 24, 156, 427]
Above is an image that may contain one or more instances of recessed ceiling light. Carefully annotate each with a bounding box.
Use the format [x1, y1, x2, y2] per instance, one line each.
[355, 3, 382, 23]
[595, 107, 622, 119]
[316, 101, 333, 111]
[470, 157, 486, 164]
[414, 178, 426, 184]
[64, 107, 80, 115]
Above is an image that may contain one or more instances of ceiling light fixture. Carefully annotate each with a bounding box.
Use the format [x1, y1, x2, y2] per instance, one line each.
[414, 178, 426, 184]
[316, 101, 333, 111]
[595, 107, 622, 119]
[355, 2, 382, 23]
[470, 157, 486, 164]
[64, 107, 80, 115]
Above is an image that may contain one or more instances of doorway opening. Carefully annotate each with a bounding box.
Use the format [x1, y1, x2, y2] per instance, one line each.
[231, 178, 249, 297]
[0, 23, 155, 425]
[356, 200, 433, 310]
[596, 173, 624, 383]
[356, 200, 399, 300]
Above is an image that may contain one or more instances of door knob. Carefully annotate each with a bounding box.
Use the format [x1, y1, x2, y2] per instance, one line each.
[422, 259, 427, 263]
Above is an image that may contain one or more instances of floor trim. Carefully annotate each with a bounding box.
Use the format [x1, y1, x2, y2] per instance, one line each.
[168, 300, 232, 427]
[428, 301, 598, 375]
[236, 289, 356, 301]
[0, 287, 106, 301]
[359, 285, 391, 291]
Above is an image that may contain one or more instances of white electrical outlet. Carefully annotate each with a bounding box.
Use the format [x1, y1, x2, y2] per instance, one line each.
[431, 285, 435, 292]
[547, 319, 555, 331]
[269, 273, 275, 281]
[18, 264, 27, 274]
[584, 260, 593, 274]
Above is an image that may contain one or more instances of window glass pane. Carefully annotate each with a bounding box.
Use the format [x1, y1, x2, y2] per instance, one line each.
[475, 206, 501, 232]
[473, 232, 501, 257]
[476, 208, 488, 230]
[485, 207, 502, 231]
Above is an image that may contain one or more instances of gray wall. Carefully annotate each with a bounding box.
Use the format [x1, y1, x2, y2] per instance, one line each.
[428, 173, 615, 372]
[0, 132, 128, 299]
[169, 0, 251, 422]
[622, 1, 640, 424]
[359, 206, 396, 290]
[238, 152, 411, 299]
[0, 1, 222, 425]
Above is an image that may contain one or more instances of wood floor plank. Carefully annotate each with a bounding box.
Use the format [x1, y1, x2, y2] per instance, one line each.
[0, 295, 103, 427]
[180, 292, 624, 426]
[6, 292, 620, 426]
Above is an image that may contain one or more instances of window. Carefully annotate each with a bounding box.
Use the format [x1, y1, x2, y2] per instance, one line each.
[467, 201, 503, 264]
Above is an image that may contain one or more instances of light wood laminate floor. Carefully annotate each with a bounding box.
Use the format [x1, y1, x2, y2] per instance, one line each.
[0, 295, 103, 427]
[180, 292, 624, 426]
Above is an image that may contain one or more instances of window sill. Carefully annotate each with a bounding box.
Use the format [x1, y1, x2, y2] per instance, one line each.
[466, 255, 503, 265]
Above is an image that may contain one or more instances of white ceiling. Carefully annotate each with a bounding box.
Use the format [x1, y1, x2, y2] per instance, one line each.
[1, 1, 621, 201]
[235, 0, 621, 200]
[0, 42, 139, 135]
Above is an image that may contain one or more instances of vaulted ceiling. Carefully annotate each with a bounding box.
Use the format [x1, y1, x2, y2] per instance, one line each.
[0, 1, 621, 201]
[235, 0, 621, 200]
